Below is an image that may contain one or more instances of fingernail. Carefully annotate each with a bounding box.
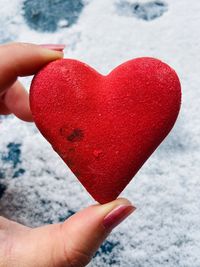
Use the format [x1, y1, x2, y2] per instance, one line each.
[103, 205, 135, 231]
[39, 44, 66, 51]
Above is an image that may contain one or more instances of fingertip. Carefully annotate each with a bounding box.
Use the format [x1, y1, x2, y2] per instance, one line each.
[108, 197, 133, 206]
[58, 197, 135, 266]
[39, 44, 66, 52]
[4, 81, 33, 122]
[39, 48, 64, 60]
[98, 197, 135, 215]
[0, 42, 65, 89]
[34, 43, 65, 61]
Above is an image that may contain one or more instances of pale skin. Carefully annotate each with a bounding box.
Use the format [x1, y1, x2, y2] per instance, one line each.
[0, 43, 134, 267]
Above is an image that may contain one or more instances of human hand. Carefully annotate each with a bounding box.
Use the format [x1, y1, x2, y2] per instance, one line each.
[0, 43, 135, 266]
[0, 42, 65, 121]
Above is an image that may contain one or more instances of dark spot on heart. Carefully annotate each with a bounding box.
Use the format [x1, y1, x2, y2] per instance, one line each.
[23, 0, 84, 32]
[60, 126, 68, 137]
[67, 128, 84, 142]
[116, 0, 168, 21]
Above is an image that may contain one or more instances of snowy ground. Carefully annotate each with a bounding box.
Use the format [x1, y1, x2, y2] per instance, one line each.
[0, 0, 200, 266]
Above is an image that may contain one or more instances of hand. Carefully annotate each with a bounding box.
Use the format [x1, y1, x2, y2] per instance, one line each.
[0, 43, 135, 267]
[0, 42, 64, 121]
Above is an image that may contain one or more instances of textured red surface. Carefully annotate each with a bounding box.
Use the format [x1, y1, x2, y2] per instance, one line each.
[30, 58, 181, 204]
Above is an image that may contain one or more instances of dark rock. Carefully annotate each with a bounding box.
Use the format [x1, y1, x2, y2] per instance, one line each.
[2, 143, 21, 168]
[0, 171, 5, 179]
[0, 183, 6, 199]
[13, 168, 25, 178]
[116, 1, 168, 21]
[95, 240, 120, 256]
[23, 0, 84, 32]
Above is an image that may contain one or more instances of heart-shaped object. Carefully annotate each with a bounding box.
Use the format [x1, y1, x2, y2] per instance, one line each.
[30, 57, 181, 203]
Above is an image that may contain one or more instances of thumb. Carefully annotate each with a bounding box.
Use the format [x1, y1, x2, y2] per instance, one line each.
[26, 198, 135, 267]
[56, 198, 135, 267]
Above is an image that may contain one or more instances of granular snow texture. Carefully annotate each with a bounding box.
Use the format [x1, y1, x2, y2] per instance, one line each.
[0, 0, 200, 266]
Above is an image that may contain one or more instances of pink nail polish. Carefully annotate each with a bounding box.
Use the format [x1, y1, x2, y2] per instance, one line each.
[39, 44, 66, 51]
[103, 205, 135, 231]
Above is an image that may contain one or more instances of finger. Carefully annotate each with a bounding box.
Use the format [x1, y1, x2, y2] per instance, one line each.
[4, 80, 33, 122]
[58, 198, 135, 266]
[0, 97, 11, 115]
[32, 198, 135, 267]
[0, 42, 64, 93]
[1, 199, 135, 267]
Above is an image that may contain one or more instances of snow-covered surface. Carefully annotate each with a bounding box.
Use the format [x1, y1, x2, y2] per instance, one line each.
[0, 0, 200, 266]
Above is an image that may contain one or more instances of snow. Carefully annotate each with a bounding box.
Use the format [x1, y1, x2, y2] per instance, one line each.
[0, 0, 200, 266]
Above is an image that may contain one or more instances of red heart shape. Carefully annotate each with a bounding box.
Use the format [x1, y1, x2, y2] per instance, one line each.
[30, 57, 181, 204]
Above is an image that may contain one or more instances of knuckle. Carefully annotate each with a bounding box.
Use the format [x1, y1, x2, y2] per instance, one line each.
[59, 223, 91, 267]
[64, 247, 91, 267]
